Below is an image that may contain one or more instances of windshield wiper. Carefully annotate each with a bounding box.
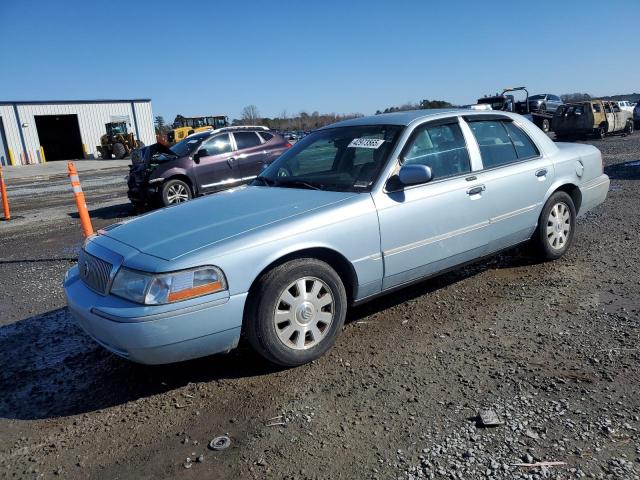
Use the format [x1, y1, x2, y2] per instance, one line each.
[253, 176, 276, 187]
[275, 179, 323, 190]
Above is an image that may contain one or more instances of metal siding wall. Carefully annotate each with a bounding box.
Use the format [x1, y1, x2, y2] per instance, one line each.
[133, 101, 155, 146]
[0, 106, 22, 165]
[6, 101, 154, 164]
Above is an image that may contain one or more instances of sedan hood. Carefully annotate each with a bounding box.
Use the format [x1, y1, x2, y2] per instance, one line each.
[101, 186, 357, 261]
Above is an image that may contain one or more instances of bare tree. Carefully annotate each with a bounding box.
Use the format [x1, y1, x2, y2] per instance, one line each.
[241, 105, 261, 125]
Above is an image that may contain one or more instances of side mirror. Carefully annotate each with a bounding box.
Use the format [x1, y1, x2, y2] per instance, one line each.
[194, 148, 208, 163]
[398, 164, 432, 186]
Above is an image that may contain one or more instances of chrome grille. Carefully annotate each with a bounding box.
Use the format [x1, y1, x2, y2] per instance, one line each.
[78, 249, 113, 295]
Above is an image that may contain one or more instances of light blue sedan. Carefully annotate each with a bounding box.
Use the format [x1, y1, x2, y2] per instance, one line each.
[64, 110, 609, 366]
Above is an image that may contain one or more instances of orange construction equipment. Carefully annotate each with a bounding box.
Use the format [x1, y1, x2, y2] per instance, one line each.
[67, 161, 94, 237]
[0, 163, 10, 221]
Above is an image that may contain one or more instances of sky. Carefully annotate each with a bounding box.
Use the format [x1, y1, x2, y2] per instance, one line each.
[0, 0, 638, 122]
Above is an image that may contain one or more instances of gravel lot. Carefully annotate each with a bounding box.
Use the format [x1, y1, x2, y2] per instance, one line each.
[0, 133, 638, 479]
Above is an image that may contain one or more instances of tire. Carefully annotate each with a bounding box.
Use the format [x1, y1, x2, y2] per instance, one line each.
[541, 118, 550, 133]
[112, 142, 126, 159]
[161, 179, 192, 206]
[596, 124, 606, 140]
[245, 258, 347, 367]
[625, 120, 634, 135]
[532, 191, 576, 260]
[539, 103, 547, 114]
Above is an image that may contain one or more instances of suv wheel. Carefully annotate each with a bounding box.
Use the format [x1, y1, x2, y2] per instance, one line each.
[161, 179, 192, 206]
[597, 124, 606, 139]
[245, 258, 347, 366]
[625, 120, 634, 135]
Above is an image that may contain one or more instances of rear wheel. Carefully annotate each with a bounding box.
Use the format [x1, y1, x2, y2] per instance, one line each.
[245, 258, 347, 366]
[596, 124, 606, 140]
[161, 179, 192, 206]
[625, 120, 634, 135]
[532, 191, 576, 260]
[541, 118, 550, 133]
[112, 142, 126, 159]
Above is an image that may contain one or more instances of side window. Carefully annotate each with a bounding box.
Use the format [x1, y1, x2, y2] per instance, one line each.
[201, 134, 232, 154]
[504, 122, 539, 159]
[402, 122, 471, 179]
[258, 132, 274, 143]
[604, 103, 612, 113]
[234, 132, 262, 150]
[468, 120, 518, 169]
[612, 104, 621, 112]
[592, 103, 601, 113]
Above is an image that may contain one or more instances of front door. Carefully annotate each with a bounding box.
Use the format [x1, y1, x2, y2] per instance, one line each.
[463, 117, 554, 252]
[375, 119, 490, 290]
[192, 133, 238, 191]
[232, 131, 269, 179]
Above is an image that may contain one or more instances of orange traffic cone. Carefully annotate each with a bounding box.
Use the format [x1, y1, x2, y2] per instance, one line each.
[67, 161, 94, 237]
[0, 163, 10, 221]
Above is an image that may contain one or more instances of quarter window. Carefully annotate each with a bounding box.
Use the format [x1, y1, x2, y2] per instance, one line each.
[504, 122, 539, 159]
[201, 134, 232, 154]
[258, 132, 274, 142]
[234, 132, 262, 150]
[402, 122, 471, 179]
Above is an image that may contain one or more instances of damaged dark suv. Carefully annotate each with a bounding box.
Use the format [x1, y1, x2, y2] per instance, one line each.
[127, 127, 290, 208]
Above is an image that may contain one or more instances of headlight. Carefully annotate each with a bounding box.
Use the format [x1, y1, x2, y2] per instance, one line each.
[110, 266, 227, 305]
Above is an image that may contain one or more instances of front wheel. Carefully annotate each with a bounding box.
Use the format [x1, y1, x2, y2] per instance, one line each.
[245, 258, 347, 366]
[532, 191, 576, 260]
[161, 179, 192, 206]
[596, 125, 606, 140]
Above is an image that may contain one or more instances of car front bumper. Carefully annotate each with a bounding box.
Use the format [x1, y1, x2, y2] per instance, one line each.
[64, 266, 246, 364]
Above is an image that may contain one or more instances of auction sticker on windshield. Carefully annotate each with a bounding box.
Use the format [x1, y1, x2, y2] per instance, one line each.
[348, 138, 385, 149]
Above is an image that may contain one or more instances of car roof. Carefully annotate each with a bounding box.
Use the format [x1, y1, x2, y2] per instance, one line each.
[319, 108, 529, 129]
[320, 109, 462, 129]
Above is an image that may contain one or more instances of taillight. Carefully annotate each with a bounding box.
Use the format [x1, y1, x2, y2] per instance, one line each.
[285, 142, 292, 148]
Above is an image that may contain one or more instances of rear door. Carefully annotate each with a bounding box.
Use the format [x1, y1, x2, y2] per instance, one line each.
[192, 133, 239, 192]
[232, 131, 269, 179]
[463, 116, 554, 252]
[603, 102, 616, 132]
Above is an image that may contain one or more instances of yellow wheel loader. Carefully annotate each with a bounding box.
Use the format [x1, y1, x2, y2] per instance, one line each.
[98, 122, 144, 159]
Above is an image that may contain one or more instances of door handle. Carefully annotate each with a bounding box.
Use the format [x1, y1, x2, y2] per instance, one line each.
[227, 157, 236, 167]
[467, 185, 485, 196]
[535, 168, 548, 177]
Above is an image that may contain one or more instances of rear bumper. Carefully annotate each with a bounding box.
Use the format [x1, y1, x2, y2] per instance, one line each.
[579, 174, 609, 216]
[64, 266, 246, 364]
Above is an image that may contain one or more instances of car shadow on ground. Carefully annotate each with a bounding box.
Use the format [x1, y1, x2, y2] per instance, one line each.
[0, 247, 541, 421]
[604, 160, 640, 180]
[68, 202, 135, 220]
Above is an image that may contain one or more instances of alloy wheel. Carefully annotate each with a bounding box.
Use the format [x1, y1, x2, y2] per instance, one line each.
[167, 184, 189, 203]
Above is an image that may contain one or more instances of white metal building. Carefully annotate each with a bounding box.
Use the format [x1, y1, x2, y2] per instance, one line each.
[0, 99, 155, 166]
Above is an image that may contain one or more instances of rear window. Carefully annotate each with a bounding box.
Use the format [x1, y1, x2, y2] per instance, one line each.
[233, 132, 262, 150]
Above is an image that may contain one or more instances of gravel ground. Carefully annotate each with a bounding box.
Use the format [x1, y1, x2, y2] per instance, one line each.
[0, 133, 638, 479]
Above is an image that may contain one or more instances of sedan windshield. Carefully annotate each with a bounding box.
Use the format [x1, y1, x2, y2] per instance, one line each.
[257, 125, 403, 192]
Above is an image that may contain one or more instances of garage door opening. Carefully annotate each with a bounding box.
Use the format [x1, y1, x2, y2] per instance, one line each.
[34, 115, 84, 161]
